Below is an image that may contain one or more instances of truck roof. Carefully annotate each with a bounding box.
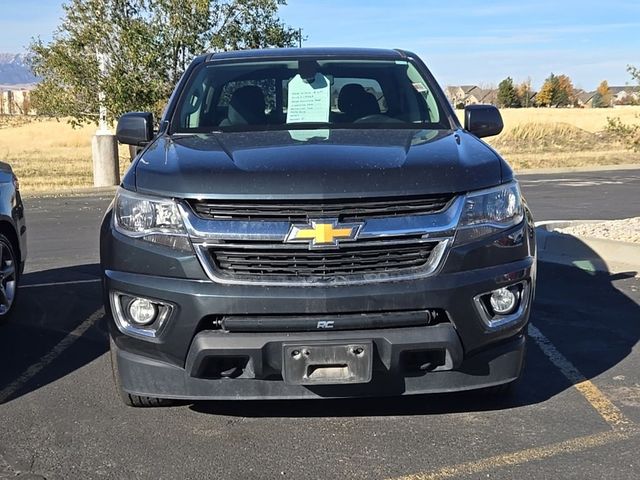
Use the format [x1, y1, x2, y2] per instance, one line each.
[204, 47, 408, 62]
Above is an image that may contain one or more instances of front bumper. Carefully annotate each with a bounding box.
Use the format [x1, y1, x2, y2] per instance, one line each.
[113, 328, 526, 400]
[105, 259, 534, 399]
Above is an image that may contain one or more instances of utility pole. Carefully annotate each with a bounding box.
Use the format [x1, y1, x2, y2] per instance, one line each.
[97, 51, 108, 134]
[298, 28, 303, 48]
[92, 50, 120, 187]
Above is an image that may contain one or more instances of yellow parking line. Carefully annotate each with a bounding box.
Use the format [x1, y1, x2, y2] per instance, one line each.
[389, 324, 634, 480]
[393, 429, 637, 480]
[573, 380, 629, 427]
[528, 324, 630, 428]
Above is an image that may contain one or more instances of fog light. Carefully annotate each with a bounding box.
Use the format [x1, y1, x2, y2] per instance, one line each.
[128, 298, 157, 325]
[489, 287, 517, 315]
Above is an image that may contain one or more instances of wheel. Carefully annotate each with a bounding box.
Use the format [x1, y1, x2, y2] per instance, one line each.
[0, 233, 18, 324]
[109, 337, 174, 407]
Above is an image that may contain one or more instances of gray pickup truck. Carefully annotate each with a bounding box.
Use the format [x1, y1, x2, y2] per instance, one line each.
[101, 47, 536, 407]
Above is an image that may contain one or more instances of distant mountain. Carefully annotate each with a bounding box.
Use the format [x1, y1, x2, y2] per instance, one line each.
[0, 54, 38, 88]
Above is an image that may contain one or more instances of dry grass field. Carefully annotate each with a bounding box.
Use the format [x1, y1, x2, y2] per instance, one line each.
[0, 117, 130, 193]
[489, 107, 640, 133]
[459, 106, 640, 170]
[1, 107, 639, 194]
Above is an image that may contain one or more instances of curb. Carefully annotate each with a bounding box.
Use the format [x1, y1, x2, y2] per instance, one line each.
[21, 186, 117, 199]
[536, 221, 640, 274]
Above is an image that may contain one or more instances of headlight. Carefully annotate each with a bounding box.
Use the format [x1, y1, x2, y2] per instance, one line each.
[113, 188, 191, 251]
[455, 181, 524, 244]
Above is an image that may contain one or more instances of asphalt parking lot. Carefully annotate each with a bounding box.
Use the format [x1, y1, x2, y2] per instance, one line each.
[1, 169, 639, 479]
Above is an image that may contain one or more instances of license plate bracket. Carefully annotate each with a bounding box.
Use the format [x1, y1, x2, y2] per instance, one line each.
[282, 341, 373, 385]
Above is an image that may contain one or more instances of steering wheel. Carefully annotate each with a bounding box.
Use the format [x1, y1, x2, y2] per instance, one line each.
[354, 114, 404, 124]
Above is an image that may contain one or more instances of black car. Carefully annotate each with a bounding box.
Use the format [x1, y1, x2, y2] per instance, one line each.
[0, 162, 26, 322]
[101, 48, 536, 407]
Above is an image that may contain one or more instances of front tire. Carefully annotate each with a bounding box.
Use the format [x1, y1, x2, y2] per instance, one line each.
[0, 233, 18, 324]
[109, 337, 174, 408]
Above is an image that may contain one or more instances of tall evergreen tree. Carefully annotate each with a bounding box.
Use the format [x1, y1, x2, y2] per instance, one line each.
[497, 77, 520, 108]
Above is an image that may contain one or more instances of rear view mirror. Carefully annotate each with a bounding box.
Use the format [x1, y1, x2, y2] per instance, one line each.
[116, 112, 154, 146]
[464, 105, 504, 138]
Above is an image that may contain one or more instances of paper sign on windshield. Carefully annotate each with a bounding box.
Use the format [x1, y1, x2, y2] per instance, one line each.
[286, 73, 330, 124]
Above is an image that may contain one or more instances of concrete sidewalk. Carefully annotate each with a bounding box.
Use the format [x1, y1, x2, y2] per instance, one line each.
[536, 221, 640, 274]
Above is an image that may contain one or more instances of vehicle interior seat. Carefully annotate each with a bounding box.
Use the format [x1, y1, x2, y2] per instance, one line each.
[337, 83, 381, 122]
[219, 86, 267, 126]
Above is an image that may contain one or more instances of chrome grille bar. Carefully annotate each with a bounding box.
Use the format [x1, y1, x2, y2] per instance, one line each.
[179, 196, 463, 286]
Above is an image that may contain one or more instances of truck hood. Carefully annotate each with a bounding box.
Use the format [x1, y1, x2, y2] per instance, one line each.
[132, 128, 507, 199]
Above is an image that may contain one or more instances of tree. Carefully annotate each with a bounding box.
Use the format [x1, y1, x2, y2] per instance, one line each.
[210, 0, 300, 50]
[555, 74, 575, 106]
[497, 77, 520, 108]
[535, 73, 575, 107]
[597, 80, 609, 97]
[605, 65, 640, 150]
[595, 80, 611, 107]
[517, 78, 533, 108]
[535, 75, 555, 107]
[591, 93, 604, 108]
[29, 0, 299, 126]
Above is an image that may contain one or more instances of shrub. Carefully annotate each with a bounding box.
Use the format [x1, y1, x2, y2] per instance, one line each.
[606, 117, 640, 151]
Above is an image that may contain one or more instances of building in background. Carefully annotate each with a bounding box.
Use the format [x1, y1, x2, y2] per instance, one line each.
[445, 85, 500, 108]
[0, 88, 35, 115]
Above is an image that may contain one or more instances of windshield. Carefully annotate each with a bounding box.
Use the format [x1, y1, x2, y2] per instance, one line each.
[172, 58, 450, 133]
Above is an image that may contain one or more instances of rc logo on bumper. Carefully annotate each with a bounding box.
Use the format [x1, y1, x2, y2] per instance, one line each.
[285, 219, 363, 249]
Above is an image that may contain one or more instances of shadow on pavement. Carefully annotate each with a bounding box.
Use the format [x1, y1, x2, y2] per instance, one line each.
[0, 264, 107, 404]
[21, 263, 102, 285]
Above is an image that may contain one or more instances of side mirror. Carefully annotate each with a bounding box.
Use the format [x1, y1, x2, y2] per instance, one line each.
[116, 112, 154, 146]
[464, 105, 503, 138]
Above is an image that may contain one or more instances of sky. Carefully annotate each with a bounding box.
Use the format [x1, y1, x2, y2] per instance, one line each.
[1, 0, 639, 90]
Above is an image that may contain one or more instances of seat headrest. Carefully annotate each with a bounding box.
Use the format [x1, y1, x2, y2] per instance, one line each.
[337, 83, 380, 120]
[227, 86, 267, 125]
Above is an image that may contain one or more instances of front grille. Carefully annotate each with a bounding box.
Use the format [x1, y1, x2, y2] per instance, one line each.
[208, 241, 438, 278]
[188, 194, 454, 221]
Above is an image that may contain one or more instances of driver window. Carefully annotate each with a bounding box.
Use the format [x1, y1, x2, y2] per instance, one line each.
[183, 88, 202, 128]
[406, 64, 440, 123]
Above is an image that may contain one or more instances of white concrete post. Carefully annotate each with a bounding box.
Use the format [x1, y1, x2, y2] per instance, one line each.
[92, 134, 119, 186]
[92, 50, 119, 187]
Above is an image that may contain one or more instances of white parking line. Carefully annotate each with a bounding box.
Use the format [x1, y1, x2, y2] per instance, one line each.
[20, 278, 101, 289]
[0, 307, 104, 404]
[519, 177, 632, 187]
[519, 178, 579, 184]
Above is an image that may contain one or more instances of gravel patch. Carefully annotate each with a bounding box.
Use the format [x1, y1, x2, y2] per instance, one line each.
[555, 217, 640, 244]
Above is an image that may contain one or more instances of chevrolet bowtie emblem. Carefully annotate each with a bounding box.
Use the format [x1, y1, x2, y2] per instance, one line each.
[285, 219, 363, 249]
